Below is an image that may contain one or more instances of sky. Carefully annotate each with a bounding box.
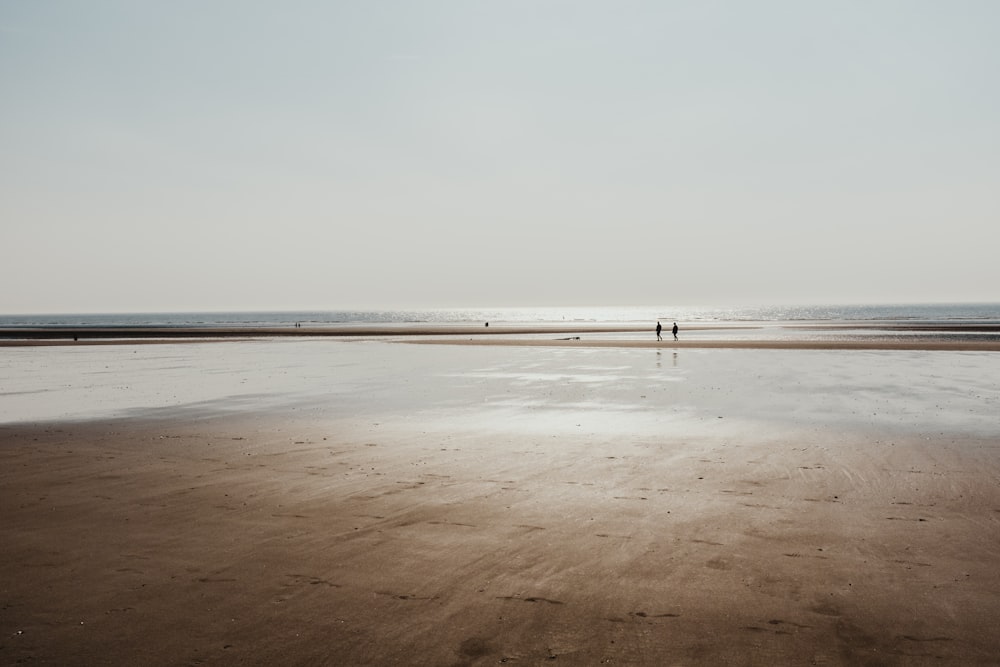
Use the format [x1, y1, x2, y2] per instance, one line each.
[2, 1, 998, 313]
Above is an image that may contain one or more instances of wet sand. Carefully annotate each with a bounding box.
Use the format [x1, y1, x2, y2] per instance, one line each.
[2, 339, 999, 665]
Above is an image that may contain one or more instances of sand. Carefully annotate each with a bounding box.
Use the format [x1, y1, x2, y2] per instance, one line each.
[2, 338, 999, 665]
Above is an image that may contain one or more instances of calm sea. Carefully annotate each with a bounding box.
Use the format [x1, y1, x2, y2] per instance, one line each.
[1, 304, 998, 328]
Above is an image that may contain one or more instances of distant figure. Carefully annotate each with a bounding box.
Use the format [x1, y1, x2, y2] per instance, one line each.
[672, 322, 678, 340]
[485, 322, 489, 327]
[656, 321, 662, 341]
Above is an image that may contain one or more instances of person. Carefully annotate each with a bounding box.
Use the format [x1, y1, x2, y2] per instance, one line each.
[656, 321, 662, 341]
[672, 322, 678, 340]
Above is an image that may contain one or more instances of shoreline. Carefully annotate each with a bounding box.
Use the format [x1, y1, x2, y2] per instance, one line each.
[7, 340, 1000, 351]
[3, 327, 1000, 352]
[3, 321, 1000, 338]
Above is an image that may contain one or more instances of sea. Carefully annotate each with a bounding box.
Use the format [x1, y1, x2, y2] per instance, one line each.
[0, 303, 998, 329]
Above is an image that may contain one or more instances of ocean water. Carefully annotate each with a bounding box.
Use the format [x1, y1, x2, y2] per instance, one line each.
[1, 303, 999, 328]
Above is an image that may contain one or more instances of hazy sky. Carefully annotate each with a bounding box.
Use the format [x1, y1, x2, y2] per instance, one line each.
[2, 1, 998, 313]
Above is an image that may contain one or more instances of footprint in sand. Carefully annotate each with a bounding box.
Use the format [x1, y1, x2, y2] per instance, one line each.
[285, 574, 340, 588]
[631, 611, 680, 619]
[705, 557, 731, 570]
[457, 637, 492, 659]
[515, 524, 546, 532]
[809, 602, 841, 617]
[393, 594, 438, 601]
[427, 520, 477, 528]
[496, 596, 563, 605]
[743, 625, 793, 635]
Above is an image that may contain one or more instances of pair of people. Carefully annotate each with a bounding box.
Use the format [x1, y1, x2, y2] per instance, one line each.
[656, 321, 678, 341]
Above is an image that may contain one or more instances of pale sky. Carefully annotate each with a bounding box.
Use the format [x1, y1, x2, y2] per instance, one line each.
[2, 1, 998, 313]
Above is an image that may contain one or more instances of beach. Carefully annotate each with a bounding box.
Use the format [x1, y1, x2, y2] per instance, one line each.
[7, 0, 999, 660]
[2, 334, 999, 665]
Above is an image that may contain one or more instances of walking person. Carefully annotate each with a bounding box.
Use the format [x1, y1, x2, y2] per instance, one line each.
[672, 322, 678, 341]
[656, 321, 662, 341]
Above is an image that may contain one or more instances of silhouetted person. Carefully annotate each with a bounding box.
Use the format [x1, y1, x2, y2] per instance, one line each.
[672, 322, 678, 340]
[656, 321, 662, 341]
